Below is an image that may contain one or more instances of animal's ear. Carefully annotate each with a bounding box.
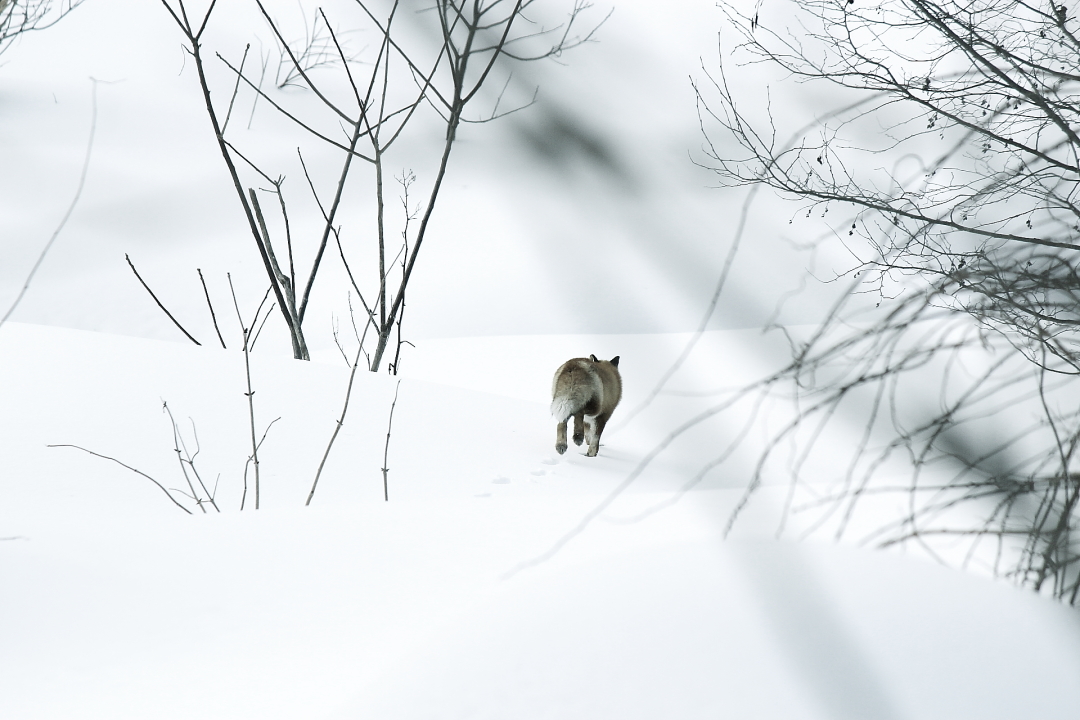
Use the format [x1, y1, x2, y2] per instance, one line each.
[589, 354, 599, 362]
[610, 356, 620, 367]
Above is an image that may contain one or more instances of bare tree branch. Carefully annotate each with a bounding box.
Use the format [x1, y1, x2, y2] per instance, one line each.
[49, 443, 193, 514]
[126, 254, 201, 346]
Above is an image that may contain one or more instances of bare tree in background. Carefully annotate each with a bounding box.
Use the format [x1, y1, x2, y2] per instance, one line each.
[161, 0, 603, 367]
[0, 0, 84, 56]
[690, 0, 1080, 602]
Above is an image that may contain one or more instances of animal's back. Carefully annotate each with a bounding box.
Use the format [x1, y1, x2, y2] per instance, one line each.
[593, 361, 622, 414]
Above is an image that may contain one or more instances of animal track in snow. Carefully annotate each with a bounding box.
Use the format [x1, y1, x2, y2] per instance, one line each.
[491, 476, 511, 484]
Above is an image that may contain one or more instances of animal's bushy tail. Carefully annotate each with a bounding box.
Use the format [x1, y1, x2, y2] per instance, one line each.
[551, 386, 589, 422]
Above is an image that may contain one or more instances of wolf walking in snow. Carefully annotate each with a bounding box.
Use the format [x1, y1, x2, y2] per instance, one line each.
[551, 354, 621, 457]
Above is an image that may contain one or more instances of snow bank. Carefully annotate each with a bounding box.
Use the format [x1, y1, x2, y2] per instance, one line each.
[2, 324, 1078, 719]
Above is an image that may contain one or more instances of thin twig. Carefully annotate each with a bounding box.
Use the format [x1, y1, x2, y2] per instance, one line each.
[197, 268, 227, 348]
[49, 443, 192, 514]
[229, 274, 262, 509]
[127, 254, 201, 346]
[221, 42, 250, 134]
[382, 380, 401, 502]
[242, 416, 279, 510]
[249, 302, 275, 351]
[307, 343, 366, 506]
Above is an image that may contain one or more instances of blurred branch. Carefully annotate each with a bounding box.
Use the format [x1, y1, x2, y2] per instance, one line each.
[683, 0, 1080, 602]
[0, 0, 84, 57]
[1, 78, 97, 331]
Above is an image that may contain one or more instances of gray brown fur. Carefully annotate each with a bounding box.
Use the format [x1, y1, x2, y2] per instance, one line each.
[550, 354, 621, 457]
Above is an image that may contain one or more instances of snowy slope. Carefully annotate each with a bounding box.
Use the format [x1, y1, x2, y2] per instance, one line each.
[3, 324, 1080, 719]
[3, 0, 1080, 716]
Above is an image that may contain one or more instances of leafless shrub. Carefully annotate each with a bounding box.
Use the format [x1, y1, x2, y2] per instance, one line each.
[50, 402, 226, 515]
[162, 401, 221, 513]
[160, 0, 606, 367]
[0, 0, 83, 57]
[681, 0, 1080, 602]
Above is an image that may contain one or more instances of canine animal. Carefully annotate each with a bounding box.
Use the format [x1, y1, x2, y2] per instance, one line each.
[551, 354, 621, 457]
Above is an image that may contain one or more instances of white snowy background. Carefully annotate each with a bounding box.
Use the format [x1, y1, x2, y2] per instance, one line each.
[2, 1, 1079, 718]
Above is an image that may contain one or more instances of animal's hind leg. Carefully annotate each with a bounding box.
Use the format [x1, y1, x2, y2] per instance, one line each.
[555, 420, 568, 455]
[572, 412, 585, 446]
[586, 412, 611, 457]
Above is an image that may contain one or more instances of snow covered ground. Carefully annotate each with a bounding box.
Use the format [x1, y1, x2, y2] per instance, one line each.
[3, 0, 1080, 717]
[3, 322, 1080, 719]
